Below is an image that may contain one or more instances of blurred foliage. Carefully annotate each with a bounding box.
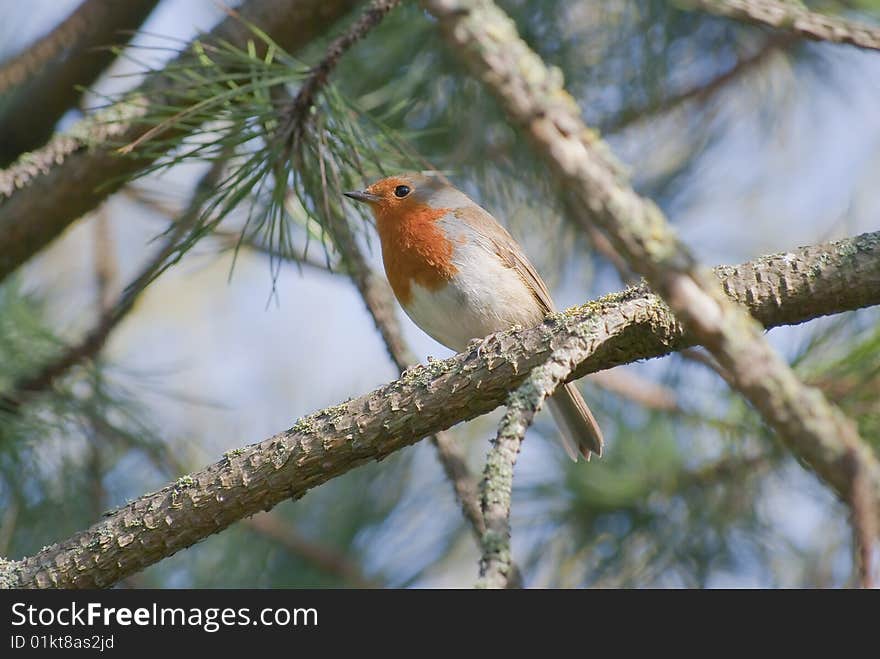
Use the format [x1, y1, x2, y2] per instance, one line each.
[0, 0, 877, 588]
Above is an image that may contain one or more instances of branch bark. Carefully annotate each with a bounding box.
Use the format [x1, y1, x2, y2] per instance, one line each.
[0, 0, 161, 166]
[0, 0, 358, 284]
[477, 355, 575, 588]
[0, 230, 876, 588]
[679, 0, 880, 52]
[422, 0, 877, 566]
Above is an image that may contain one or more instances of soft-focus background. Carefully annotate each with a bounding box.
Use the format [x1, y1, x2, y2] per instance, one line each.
[1, 0, 878, 587]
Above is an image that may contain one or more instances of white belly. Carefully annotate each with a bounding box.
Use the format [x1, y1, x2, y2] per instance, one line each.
[401, 241, 544, 352]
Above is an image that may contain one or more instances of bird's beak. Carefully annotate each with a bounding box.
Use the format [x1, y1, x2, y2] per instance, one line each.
[343, 190, 381, 204]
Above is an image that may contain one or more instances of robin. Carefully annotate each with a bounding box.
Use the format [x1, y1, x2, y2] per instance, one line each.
[344, 173, 604, 461]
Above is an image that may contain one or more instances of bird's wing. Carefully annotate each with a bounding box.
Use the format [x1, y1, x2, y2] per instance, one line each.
[453, 206, 556, 314]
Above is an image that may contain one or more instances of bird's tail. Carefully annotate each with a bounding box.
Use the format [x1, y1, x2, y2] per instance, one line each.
[546, 382, 604, 462]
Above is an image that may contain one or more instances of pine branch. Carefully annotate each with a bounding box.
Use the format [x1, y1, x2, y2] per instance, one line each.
[679, 0, 880, 52]
[278, 0, 403, 151]
[0, 230, 876, 588]
[0, 159, 227, 414]
[0, 0, 359, 285]
[477, 355, 576, 589]
[0, 0, 160, 166]
[423, 0, 877, 567]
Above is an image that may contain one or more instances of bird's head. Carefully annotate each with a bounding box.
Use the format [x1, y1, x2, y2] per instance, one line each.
[344, 173, 468, 225]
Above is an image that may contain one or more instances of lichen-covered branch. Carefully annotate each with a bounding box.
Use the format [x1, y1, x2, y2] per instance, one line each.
[680, 0, 880, 52]
[0, 0, 358, 284]
[477, 355, 578, 589]
[0, 231, 876, 588]
[423, 0, 877, 564]
[0, 0, 160, 166]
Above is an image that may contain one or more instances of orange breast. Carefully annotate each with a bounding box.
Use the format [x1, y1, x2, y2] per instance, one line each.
[375, 204, 457, 306]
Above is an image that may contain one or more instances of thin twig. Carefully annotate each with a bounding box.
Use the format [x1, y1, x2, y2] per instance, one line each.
[590, 368, 679, 412]
[477, 358, 574, 588]
[278, 0, 403, 152]
[681, 347, 737, 387]
[85, 208, 119, 521]
[562, 193, 634, 283]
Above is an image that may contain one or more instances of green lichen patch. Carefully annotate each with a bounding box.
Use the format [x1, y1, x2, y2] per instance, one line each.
[175, 474, 196, 489]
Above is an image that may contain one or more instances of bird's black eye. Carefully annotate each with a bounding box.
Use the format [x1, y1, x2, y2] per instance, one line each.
[394, 185, 411, 198]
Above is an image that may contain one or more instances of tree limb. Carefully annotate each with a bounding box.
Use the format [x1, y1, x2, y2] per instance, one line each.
[0, 0, 359, 284]
[0, 0, 161, 166]
[477, 354, 576, 588]
[678, 0, 880, 52]
[278, 0, 403, 151]
[0, 230, 876, 588]
[422, 0, 878, 566]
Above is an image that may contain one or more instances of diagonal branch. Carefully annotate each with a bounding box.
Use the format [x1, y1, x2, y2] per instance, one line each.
[0, 0, 161, 166]
[0, 230, 876, 588]
[678, 0, 880, 52]
[0, 0, 359, 285]
[423, 0, 877, 572]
